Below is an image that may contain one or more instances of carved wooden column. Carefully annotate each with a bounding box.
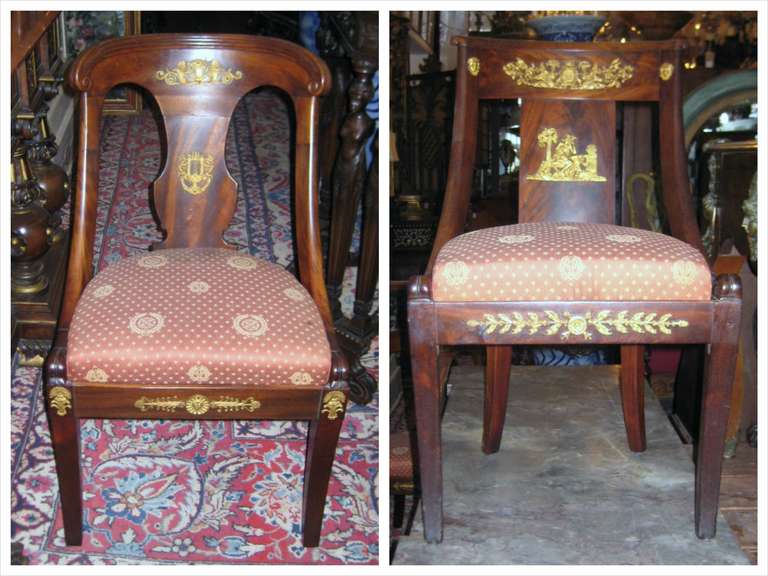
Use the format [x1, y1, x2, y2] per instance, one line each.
[336, 135, 379, 403]
[325, 12, 379, 404]
[11, 11, 70, 365]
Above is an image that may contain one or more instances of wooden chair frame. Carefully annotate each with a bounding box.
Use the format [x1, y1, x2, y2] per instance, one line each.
[407, 37, 742, 544]
[44, 34, 349, 548]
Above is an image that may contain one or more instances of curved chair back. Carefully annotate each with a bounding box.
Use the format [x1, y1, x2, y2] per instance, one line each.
[64, 34, 333, 326]
[429, 37, 703, 271]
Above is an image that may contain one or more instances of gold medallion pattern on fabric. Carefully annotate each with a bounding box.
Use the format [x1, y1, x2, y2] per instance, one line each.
[85, 368, 109, 383]
[467, 310, 689, 341]
[672, 260, 698, 286]
[441, 261, 469, 287]
[503, 57, 634, 90]
[290, 371, 313, 385]
[528, 128, 606, 182]
[498, 234, 535, 244]
[232, 314, 269, 337]
[129, 312, 165, 336]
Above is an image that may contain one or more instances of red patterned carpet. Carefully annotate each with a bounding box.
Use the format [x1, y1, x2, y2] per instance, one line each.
[11, 91, 378, 564]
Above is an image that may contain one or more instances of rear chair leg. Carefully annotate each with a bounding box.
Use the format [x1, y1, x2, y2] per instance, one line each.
[696, 275, 741, 538]
[46, 382, 83, 546]
[302, 387, 347, 547]
[620, 345, 646, 452]
[482, 346, 513, 454]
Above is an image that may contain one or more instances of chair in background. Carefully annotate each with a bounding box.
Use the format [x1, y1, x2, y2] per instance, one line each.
[45, 34, 349, 548]
[408, 37, 741, 543]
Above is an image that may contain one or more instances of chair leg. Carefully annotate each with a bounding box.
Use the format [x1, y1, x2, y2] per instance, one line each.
[46, 385, 83, 546]
[620, 345, 646, 452]
[302, 390, 347, 547]
[392, 493, 406, 529]
[408, 287, 442, 543]
[482, 346, 512, 454]
[696, 277, 741, 538]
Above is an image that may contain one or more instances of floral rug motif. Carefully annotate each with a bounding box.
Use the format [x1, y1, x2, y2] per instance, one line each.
[12, 91, 378, 564]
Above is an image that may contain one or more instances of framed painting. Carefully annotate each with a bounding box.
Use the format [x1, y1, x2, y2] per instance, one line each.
[63, 10, 142, 114]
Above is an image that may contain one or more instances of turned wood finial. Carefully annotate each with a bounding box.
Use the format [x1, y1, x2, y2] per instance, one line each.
[329, 342, 350, 384]
[713, 273, 742, 300]
[408, 275, 432, 300]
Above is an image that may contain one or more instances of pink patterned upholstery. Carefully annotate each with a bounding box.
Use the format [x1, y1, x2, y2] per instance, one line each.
[68, 248, 330, 387]
[433, 222, 711, 302]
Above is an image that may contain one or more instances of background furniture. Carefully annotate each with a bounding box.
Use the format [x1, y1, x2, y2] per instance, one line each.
[319, 12, 380, 405]
[11, 11, 69, 365]
[408, 37, 741, 544]
[46, 33, 348, 548]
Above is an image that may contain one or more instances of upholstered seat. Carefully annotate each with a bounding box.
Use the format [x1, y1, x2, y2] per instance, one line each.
[68, 248, 331, 387]
[432, 222, 711, 303]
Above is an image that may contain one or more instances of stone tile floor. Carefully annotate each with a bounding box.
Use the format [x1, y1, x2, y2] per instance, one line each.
[394, 364, 750, 565]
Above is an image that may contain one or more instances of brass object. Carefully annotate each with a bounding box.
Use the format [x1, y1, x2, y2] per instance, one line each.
[467, 310, 689, 341]
[16, 350, 45, 367]
[49, 386, 72, 416]
[659, 62, 674, 81]
[156, 59, 243, 86]
[321, 391, 346, 421]
[185, 394, 210, 415]
[178, 152, 214, 195]
[134, 394, 261, 415]
[467, 57, 480, 76]
[742, 172, 757, 264]
[502, 57, 633, 90]
[701, 154, 719, 260]
[626, 172, 661, 232]
[527, 128, 606, 182]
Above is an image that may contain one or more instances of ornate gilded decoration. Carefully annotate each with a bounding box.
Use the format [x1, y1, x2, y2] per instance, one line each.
[502, 57, 634, 90]
[321, 391, 346, 420]
[155, 59, 243, 86]
[467, 57, 480, 76]
[527, 128, 606, 182]
[467, 310, 689, 341]
[741, 172, 757, 264]
[49, 386, 72, 416]
[178, 152, 214, 196]
[135, 394, 261, 414]
[659, 62, 674, 81]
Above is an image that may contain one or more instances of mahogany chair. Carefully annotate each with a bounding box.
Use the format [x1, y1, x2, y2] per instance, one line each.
[44, 34, 349, 548]
[407, 37, 742, 543]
